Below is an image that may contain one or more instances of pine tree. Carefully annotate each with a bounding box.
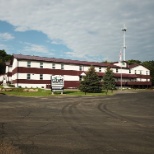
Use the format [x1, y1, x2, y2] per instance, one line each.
[103, 67, 115, 94]
[79, 66, 102, 94]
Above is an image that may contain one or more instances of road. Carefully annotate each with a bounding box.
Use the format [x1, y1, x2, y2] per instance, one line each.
[0, 91, 154, 154]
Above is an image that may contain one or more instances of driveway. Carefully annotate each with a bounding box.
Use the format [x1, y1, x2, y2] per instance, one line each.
[0, 91, 154, 154]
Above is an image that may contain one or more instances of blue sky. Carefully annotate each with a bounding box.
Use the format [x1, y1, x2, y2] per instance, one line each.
[0, 0, 154, 62]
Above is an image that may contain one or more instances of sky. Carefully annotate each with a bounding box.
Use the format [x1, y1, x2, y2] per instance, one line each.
[0, 0, 154, 62]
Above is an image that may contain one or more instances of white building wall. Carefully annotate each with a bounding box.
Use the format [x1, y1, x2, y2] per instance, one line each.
[15, 83, 46, 88]
[5, 66, 12, 83]
[12, 58, 18, 70]
[18, 73, 79, 81]
[18, 60, 90, 71]
[111, 68, 129, 74]
[17, 60, 110, 74]
[131, 66, 149, 75]
[62, 64, 79, 71]
[18, 73, 51, 80]
[12, 58, 18, 81]
[64, 75, 79, 81]
[113, 62, 127, 68]
[5, 66, 9, 73]
[18, 60, 29, 67]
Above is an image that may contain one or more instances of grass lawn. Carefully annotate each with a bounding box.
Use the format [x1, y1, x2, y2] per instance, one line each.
[1, 88, 113, 97]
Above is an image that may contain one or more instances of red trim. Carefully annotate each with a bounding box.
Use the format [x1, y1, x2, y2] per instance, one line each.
[114, 73, 137, 78]
[135, 74, 151, 79]
[12, 79, 80, 88]
[12, 67, 151, 80]
[13, 79, 50, 84]
[12, 67, 17, 75]
[114, 73, 151, 79]
[12, 67, 84, 76]
[7, 72, 12, 77]
[64, 81, 80, 88]
[116, 81, 152, 86]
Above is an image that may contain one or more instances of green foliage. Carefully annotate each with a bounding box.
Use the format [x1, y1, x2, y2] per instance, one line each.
[0, 50, 12, 61]
[0, 61, 6, 74]
[79, 66, 102, 94]
[0, 50, 12, 74]
[103, 67, 115, 94]
[127, 59, 141, 65]
[142, 61, 154, 85]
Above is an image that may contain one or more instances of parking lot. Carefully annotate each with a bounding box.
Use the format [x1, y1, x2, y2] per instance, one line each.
[0, 91, 154, 154]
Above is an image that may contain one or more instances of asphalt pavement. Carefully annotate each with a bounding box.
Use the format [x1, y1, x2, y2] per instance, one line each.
[0, 91, 154, 154]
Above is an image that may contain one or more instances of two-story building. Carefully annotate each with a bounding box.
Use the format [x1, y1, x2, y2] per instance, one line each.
[0, 54, 151, 89]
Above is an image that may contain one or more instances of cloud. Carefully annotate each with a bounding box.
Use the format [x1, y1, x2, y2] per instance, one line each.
[0, 32, 14, 41]
[22, 43, 49, 54]
[0, 0, 154, 61]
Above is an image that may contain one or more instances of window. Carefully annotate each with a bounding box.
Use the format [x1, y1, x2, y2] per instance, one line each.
[129, 69, 131, 74]
[40, 62, 43, 68]
[134, 78, 136, 82]
[79, 65, 83, 71]
[116, 68, 118, 73]
[52, 63, 55, 69]
[27, 74, 31, 79]
[61, 64, 64, 70]
[135, 70, 136, 74]
[79, 76, 82, 81]
[146, 71, 149, 75]
[27, 61, 31, 67]
[40, 74, 43, 80]
[99, 67, 101, 72]
[140, 70, 142, 74]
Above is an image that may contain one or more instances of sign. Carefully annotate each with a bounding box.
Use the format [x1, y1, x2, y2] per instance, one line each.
[51, 75, 64, 91]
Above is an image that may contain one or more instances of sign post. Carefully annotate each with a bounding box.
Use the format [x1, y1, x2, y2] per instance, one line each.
[51, 75, 64, 95]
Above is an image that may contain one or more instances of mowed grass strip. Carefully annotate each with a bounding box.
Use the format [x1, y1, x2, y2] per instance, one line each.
[2, 88, 113, 97]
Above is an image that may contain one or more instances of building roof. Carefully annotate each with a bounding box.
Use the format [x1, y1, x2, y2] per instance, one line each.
[13, 54, 111, 67]
[128, 64, 139, 69]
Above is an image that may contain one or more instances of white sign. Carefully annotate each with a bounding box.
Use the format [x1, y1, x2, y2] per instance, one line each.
[51, 75, 64, 90]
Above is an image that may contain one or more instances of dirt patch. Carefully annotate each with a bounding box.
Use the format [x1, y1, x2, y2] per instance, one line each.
[0, 142, 23, 154]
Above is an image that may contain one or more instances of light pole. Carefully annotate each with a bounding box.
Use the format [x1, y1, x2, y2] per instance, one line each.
[120, 24, 127, 90]
[122, 24, 127, 61]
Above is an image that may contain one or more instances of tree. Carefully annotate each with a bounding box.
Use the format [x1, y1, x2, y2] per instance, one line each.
[103, 67, 115, 94]
[79, 66, 102, 94]
[127, 59, 141, 65]
[0, 50, 12, 74]
[142, 61, 154, 86]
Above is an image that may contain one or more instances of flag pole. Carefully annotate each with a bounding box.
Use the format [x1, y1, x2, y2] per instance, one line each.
[119, 50, 123, 91]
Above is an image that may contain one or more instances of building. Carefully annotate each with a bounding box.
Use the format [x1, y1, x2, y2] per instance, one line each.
[0, 54, 151, 89]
